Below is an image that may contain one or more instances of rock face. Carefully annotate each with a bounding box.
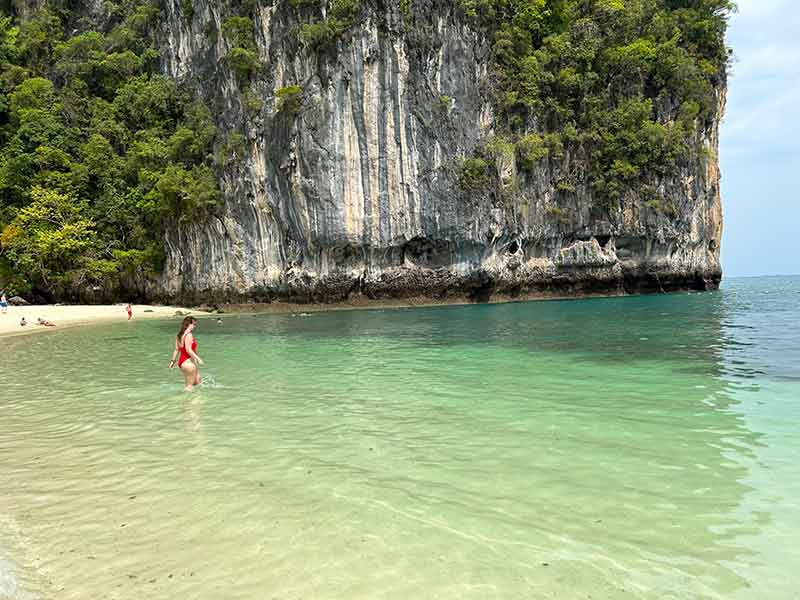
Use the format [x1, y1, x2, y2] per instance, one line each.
[154, 0, 724, 304]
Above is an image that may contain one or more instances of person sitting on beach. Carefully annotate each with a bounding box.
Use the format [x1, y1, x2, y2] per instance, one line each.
[36, 317, 56, 327]
[169, 316, 204, 391]
[20, 316, 27, 326]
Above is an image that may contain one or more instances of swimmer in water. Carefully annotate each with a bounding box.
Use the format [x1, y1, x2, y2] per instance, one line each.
[169, 316, 204, 391]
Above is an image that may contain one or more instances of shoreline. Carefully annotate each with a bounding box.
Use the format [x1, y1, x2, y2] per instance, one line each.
[0, 304, 207, 339]
[0, 287, 717, 338]
[214, 291, 625, 315]
[212, 286, 715, 316]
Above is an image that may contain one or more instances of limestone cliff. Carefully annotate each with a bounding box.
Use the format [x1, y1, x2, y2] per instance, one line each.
[155, 1, 724, 302]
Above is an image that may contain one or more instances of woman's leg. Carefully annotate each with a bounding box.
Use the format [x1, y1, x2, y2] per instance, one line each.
[180, 361, 197, 391]
[193, 364, 201, 386]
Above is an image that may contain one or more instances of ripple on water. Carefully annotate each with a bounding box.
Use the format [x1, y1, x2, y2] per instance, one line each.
[1, 278, 799, 598]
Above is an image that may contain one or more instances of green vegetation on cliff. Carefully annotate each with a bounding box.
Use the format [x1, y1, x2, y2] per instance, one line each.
[294, 0, 362, 47]
[0, 2, 220, 299]
[0, 0, 732, 300]
[458, 0, 733, 204]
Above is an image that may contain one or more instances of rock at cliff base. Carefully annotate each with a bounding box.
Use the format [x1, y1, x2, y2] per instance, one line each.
[8, 296, 29, 306]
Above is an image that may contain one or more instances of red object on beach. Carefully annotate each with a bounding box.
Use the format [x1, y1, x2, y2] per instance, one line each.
[126, 304, 132, 320]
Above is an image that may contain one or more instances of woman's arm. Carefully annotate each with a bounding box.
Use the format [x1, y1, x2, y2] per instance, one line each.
[184, 333, 204, 365]
[169, 339, 179, 368]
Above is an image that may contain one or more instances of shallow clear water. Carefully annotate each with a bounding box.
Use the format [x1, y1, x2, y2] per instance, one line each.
[1, 277, 798, 599]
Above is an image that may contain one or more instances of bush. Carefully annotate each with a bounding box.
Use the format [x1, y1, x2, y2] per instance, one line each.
[299, 0, 362, 48]
[222, 16, 258, 82]
[300, 22, 334, 48]
[458, 157, 490, 191]
[147, 164, 220, 219]
[222, 16, 255, 50]
[516, 134, 548, 170]
[181, 0, 194, 21]
[226, 46, 259, 81]
[485, 136, 514, 161]
[275, 85, 303, 115]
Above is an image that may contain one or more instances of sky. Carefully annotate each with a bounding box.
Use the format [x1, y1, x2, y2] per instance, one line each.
[720, 0, 800, 277]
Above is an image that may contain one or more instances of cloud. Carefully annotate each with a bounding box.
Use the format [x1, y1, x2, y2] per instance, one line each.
[720, 0, 800, 276]
[722, 0, 800, 159]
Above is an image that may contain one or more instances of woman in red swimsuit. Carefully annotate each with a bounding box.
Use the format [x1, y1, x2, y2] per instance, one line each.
[169, 316, 204, 391]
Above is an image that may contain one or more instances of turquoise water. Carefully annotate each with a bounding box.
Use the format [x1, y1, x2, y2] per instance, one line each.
[1, 277, 798, 599]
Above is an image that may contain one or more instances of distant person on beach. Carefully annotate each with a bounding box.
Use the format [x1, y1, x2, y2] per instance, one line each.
[169, 316, 204, 391]
[0, 292, 7, 314]
[36, 317, 56, 327]
[20, 316, 27, 326]
[126, 303, 132, 320]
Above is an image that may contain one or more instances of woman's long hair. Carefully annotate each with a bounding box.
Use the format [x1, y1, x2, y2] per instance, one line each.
[176, 316, 197, 342]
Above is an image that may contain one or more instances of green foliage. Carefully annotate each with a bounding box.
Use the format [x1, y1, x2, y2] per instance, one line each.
[515, 132, 562, 170]
[219, 132, 247, 167]
[458, 157, 490, 191]
[0, 3, 221, 299]
[298, 0, 362, 48]
[300, 22, 334, 47]
[242, 88, 264, 114]
[181, 0, 195, 22]
[462, 0, 734, 206]
[556, 180, 575, 193]
[645, 197, 678, 217]
[17, 9, 63, 73]
[143, 164, 220, 220]
[226, 46, 259, 81]
[276, 85, 303, 115]
[222, 16, 255, 49]
[127, 3, 161, 33]
[547, 206, 569, 223]
[9, 77, 56, 113]
[0, 186, 97, 291]
[516, 134, 548, 169]
[330, 0, 361, 23]
[222, 16, 259, 82]
[113, 75, 181, 129]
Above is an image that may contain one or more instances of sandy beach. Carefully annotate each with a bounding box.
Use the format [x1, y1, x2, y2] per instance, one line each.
[0, 291, 637, 339]
[0, 304, 205, 338]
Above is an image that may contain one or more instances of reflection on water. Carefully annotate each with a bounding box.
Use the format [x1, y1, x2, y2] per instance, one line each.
[184, 397, 203, 434]
[0, 277, 798, 599]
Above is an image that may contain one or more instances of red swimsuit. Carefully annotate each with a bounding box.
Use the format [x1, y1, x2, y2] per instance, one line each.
[178, 336, 197, 367]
